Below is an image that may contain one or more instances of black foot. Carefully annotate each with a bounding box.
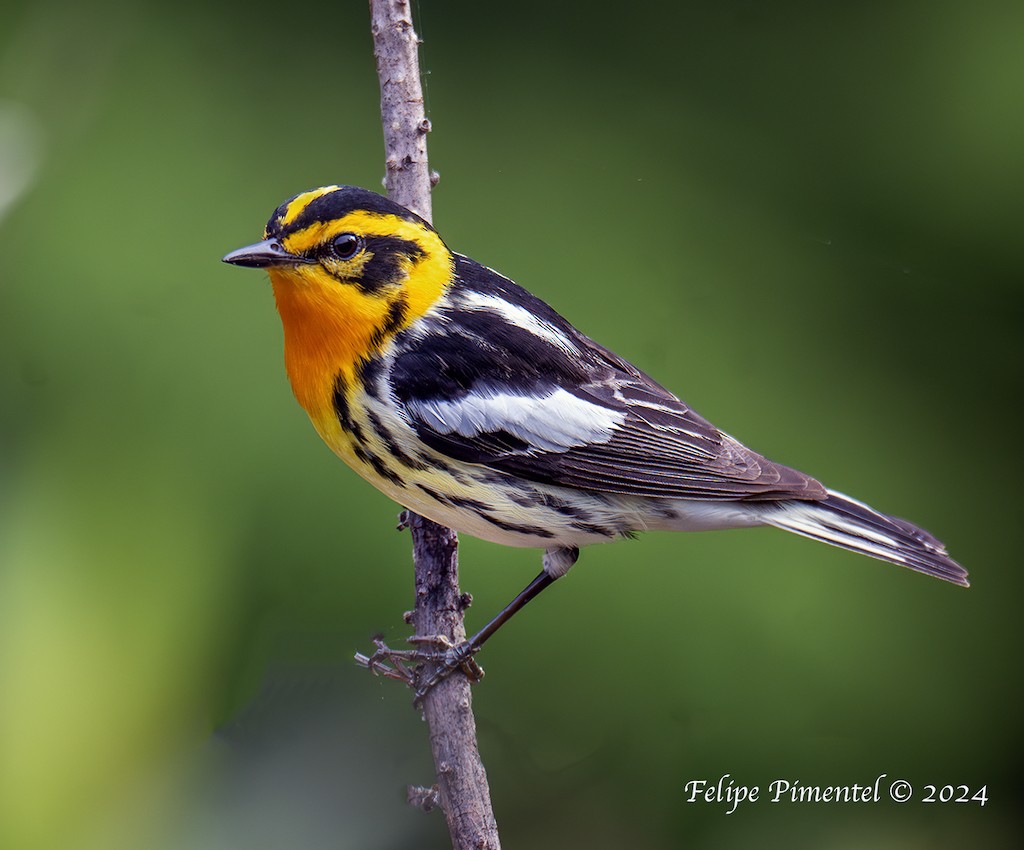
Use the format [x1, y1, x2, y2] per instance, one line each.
[354, 634, 484, 707]
[410, 637, 484, 706]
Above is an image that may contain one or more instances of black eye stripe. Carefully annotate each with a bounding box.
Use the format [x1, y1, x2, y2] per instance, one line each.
[317, 233, 429, 293]
[364, 235, 425, 261]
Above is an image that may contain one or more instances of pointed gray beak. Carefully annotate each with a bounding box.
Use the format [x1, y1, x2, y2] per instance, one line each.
[222, 238, 315, 269]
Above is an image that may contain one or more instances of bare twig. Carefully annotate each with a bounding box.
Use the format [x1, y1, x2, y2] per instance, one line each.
[370, 0, 433, 220]
[367, 2, 501, 848]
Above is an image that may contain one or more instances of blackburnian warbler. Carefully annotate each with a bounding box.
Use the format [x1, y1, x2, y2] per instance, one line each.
[223, 186, 968, 671]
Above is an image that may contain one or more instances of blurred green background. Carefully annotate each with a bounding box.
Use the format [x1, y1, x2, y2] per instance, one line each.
[1, 0, 1021, 847]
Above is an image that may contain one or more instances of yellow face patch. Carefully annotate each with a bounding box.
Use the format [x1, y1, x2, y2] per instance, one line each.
[280, 211, 453, 329]
[267, 210, 455, 423]
[318, 249, 372, 283]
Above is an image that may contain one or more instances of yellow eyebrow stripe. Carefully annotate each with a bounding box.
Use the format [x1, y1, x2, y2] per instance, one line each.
[281, 186, 341, 226]
[281, 211, 438, 256]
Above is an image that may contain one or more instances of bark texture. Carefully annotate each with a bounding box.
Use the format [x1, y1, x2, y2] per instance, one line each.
[370, 0, 434, 220]
[369, 3, 501, 848]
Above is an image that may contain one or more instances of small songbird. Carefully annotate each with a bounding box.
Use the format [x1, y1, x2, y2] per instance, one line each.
[224, 186, 968, 677]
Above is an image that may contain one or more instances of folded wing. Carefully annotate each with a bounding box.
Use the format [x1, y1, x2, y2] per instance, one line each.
[391, 255, 826, 503]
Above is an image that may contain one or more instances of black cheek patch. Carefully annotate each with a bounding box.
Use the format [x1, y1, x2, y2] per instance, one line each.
[356, 237, 425, 294]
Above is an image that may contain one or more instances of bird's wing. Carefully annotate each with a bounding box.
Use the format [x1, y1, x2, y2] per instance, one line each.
[389, 256, 826, 502]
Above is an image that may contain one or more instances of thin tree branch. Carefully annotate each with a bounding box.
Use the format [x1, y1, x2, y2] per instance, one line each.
[367, 2, 501, 848]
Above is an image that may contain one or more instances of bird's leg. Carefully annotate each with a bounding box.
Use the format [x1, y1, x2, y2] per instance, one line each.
[357, 548, 578, 700]
[411, 570, 554, 702]
[412, 546, 579, 703]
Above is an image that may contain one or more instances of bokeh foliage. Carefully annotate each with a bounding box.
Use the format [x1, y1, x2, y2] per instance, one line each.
[1, 1, 1021, 848]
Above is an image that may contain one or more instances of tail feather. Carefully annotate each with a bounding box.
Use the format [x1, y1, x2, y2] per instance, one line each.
[761, 490, 969, 587]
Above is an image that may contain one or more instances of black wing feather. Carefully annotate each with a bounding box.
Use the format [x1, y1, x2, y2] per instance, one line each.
[391, 255, 826, 503]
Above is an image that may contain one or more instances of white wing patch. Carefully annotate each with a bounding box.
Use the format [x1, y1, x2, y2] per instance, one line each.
[459, 289, 581, 357]
[408, 387, 626, 454]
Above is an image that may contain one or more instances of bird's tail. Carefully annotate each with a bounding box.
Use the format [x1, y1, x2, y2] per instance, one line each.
[760, 490, 969, 587]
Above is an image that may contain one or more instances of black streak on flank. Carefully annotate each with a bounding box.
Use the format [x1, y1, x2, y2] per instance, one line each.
[415, 450, 470, 485]
[503, 490, 613, 538]
[366, 409, 428, 471]
[415, 482, 452, 505]
[332, 376, 366, 444]
[415, 483, 490, 512]
[468, 509, 556, 539]
[503, 489, 593, 521]
[570, 520, 617, 538]
[352, 442, 405, 487]
[415, 483, 555, 538]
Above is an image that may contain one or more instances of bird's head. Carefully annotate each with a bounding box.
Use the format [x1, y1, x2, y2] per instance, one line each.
[224, 185, 454, 320]
[223, 186, 454, 408]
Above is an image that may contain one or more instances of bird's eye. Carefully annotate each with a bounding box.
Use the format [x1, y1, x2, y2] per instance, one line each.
[330, 233, 362, 260]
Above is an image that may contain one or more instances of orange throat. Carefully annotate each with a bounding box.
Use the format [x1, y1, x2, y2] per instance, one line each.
[269, 267, 382, 419]
[266, 239, 451, 423]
